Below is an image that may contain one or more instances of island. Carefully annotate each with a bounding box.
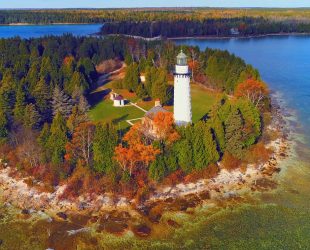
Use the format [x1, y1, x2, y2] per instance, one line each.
[0, 34, 290, 248]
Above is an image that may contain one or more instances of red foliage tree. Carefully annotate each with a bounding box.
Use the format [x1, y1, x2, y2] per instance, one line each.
[152, 112, 180, 145]
[65, 122, 95, 166]
[114, 123, 160, 176]
[235, 78, 269, 108]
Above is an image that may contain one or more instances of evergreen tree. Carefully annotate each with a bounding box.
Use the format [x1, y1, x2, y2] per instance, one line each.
[13, 85, 26, 123]
[151, 68, 171, 104]
[47, 112, 68, 165]
[77, 95, 90, 114]
[192, 121, 208, 169]
[176, 139, 193, 173]
[65, 71, 89, 95]
[38, 122, 50, 162]
[144, 66, 156, 96]
[0, 71, 16, 116]
[204, 125, 220, 164]
[39, 56, 53, 83]
[224, 108, 244, 159]
[123, 62, 140, 92]
[33, 77, 51, 121]
[26, 60, 40, 93]
[149, 155, 166, 181]
[0, 109, 8, 140]
[136, 84, 148, 99]
[51, 85, 73, 118]
[66, 106, 89, 135]
[93, 122, 118, 173]
[23, 104, 40, 129]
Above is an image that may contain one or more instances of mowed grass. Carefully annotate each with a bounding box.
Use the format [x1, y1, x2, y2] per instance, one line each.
[89, 99, 145, 128]
[88, 81, 219, 128]
[191, 84, 220, 122]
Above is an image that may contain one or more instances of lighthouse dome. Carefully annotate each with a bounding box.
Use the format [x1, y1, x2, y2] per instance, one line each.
[176, 50, 187, 66]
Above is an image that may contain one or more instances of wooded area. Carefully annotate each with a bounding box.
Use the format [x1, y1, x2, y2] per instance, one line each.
[1, 8, 310, 24]
[0, 34, 270, 199]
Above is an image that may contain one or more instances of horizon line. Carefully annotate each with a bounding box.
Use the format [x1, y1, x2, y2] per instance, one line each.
[1, 7, 310, 10]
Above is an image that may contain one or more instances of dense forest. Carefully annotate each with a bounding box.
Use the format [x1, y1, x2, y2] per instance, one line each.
[1, 8, 310, 24]
[100, 18, 310, 38]
[0, 35, 269, 199]
[1, 9, 310, 38]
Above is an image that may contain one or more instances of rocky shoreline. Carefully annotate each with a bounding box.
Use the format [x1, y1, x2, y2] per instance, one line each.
[0, 104, 291, 225]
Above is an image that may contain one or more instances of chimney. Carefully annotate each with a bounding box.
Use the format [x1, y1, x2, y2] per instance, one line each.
[155, 99, 161, 107]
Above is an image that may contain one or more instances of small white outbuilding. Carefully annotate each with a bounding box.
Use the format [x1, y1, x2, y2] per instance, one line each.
[113, 95, 125, 107]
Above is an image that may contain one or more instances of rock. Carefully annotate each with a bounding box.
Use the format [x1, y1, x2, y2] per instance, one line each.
[21, 209, 30, 215]
[56, 212, 67, 220]
[133, 224, 151, 237]
[167, 219, 181, 228]
[198, 190, 210, 200]
[0, 239, 3, 246]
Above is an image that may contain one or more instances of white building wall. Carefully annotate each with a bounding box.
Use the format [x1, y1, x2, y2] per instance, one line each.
[174, 65, 192, 126]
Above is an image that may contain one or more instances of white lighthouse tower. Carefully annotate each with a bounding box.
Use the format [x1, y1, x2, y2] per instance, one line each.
[174, 50, 192, 126]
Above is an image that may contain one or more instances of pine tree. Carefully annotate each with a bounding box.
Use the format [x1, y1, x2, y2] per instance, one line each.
[38, 122, 50, 163]
[26, 60, 40, 94]
[93, 122, 118, 174]
[123, 63, 140, 92]
[204, 125, 220, 164]
[224, 108, 244, 159]
[66, 106, 89, 135]
[47, 112, 68, 165]
[39, 56, 53, 83]
[77, 95, 90, 114]
[0, 71, 16, 116]
[149, 155, 166, 181]
[192, 122, 208, 170]
[13, 85, 26, 123]
[66, 71, 89, 95]
[0, 109, 8, 140]
[23, 104, 40, 129]
[151, 68, 170, 104]
[33, 77, 51, 121]
[176, 139, 194, 173]
[52, 85, 73, 118]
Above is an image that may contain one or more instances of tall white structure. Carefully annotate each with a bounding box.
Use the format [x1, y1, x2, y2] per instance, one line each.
[174, 50, 192, 126]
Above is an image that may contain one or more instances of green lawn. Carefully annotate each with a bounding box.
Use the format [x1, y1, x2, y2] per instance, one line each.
[191, 84, 220, 122]
[88, 83, 219, 128]
[88, 99, 145, 129]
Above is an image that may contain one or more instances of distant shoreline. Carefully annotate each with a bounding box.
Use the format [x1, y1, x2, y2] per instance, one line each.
[102, 32, 310, 41]
[0, 23, 101, 26]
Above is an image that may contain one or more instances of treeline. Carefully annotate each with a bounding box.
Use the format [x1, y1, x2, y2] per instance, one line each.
[1, 8, 310, 24]
[100, 18, 310, 38]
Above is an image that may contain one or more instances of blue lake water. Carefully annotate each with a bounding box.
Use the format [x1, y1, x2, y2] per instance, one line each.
[175, 36, 310, 145]
[0, 24, 102, 38]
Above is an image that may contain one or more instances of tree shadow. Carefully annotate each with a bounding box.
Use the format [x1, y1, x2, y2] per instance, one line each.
[88, 88, 112, 107]
[112, 114, 129, 125]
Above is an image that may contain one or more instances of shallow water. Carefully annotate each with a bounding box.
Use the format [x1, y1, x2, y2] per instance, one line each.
[0, 30, 310, 249]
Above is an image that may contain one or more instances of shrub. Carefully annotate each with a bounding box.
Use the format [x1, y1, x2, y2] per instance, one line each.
[221, 153, 241, 171]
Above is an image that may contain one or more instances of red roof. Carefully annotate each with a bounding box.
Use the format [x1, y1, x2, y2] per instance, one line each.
[114, 95, 124, 101]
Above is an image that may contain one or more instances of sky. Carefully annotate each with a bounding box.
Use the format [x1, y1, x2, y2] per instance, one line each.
[0, 0, 310, 9]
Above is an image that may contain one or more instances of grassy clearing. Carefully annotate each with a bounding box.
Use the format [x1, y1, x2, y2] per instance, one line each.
[88, 81, 219, 128]
[191, 84, 220, 122]
[88, 99, 145, 129]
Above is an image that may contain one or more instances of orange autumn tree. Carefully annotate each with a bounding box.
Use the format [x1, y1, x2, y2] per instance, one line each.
[235, 78, 269, 108]
[65, 122, 95, 166]
[152, 112, 180, 145]
[114, 123, 160, 176]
